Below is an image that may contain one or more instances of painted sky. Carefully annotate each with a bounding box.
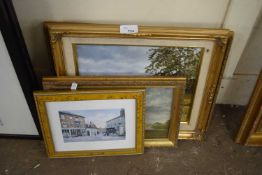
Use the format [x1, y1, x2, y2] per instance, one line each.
[145, 88, 173, 128]
[76, 45, 154, 75]
[61, 108, 122, 128]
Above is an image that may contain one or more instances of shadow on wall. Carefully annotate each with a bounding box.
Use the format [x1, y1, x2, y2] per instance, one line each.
[14, 1, 55, 79]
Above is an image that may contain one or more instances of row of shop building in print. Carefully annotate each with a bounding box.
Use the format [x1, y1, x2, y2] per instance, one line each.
[59, 109, 126, 138]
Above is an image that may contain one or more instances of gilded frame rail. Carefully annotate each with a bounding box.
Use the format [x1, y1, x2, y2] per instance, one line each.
[44, 22, 233, 140]
[34, 89, 145, 158]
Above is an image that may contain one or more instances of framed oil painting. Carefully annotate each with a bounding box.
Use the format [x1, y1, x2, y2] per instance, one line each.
[42, 76, 186, 147]
[33, 89, 144, 158]
[45, 22, 233, 140]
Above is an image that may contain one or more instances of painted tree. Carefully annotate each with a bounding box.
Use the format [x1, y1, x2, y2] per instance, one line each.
[145, 47, 201, 93]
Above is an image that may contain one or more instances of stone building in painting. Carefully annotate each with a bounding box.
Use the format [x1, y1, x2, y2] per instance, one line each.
[106, 109, 125, 136]
[59, 111, 98, 137]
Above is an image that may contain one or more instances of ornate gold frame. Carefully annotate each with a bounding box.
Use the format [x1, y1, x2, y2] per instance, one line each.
[235, 72, 262, 146]
[34, 89, 145, 158]
[42, 76, 186, 147]
[44, 22, 233, 140]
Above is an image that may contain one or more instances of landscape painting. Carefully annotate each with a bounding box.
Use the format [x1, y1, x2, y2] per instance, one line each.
[145, 88, 173, 139]
[75, 44, 203, 122]
[58, 108, 126, 143]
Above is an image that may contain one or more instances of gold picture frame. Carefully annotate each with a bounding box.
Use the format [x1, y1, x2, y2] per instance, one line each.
[34, 89, 145, 158]
[235, 71, 262, 146]
[44, 22, 233, 140]
[42, 76, 186, 147]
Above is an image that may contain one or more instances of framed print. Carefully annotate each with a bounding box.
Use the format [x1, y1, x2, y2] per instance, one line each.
[33, 89, 145, 158]
[44, 22, 233, 140]
[42, 76, 186, 147]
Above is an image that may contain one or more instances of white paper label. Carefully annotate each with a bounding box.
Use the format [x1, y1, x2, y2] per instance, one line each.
[120, 25, 138, 34]
[70, 82, 78, 90]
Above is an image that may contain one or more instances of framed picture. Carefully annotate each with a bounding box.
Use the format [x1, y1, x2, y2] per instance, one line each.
[45, 22, 233, 140]
[33, 89, 145, 158]
[42, 76, 186, 147]
[0, 0, 40, 138]
[235, 71, 262, 146]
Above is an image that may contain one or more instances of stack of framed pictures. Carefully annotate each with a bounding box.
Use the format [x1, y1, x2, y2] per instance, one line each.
[34, 22, 233, 158]
[42, 76, 186, 147]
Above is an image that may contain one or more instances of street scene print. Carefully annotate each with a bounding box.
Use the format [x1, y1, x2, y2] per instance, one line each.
[59, 108, 126, 143]
[76, 45, 202, 122]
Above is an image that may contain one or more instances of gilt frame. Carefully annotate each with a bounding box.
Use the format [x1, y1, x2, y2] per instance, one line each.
[42, 76, 186, 147]
[235, 72, 262, 146]
[34, 89, 145, 158]
[44, 22, 233, 140]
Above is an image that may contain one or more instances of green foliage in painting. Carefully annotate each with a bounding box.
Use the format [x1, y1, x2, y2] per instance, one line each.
[146, 120, 170, 138]
[151, 120, 170, 130]
[145, 47, 201, 93]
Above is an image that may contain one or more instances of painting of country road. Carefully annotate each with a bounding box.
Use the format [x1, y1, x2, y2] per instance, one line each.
[75, 44, 203, 122]
[58, 108, 126, 143]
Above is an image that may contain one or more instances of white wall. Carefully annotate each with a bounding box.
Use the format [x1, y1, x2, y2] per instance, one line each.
[217, 13, 262, 105]
[12, 0, 230, 76]
[0, 32, 38, 135]
[222, 0, 262, 77]
[12, 0, 262, 105]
